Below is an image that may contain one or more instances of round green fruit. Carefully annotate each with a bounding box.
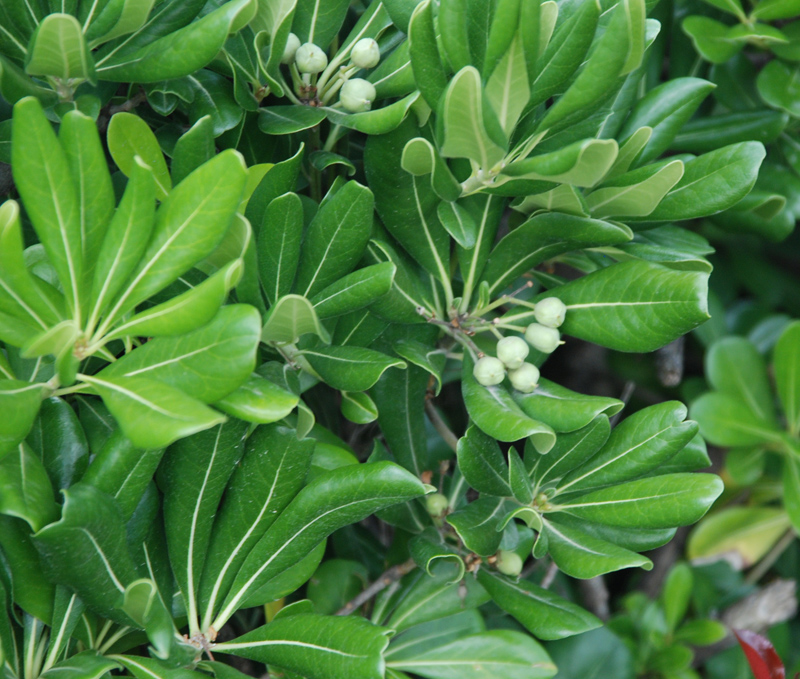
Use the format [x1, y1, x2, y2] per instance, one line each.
[496, 336, 529, 370]
[425, 492, 449, 517]
[508, 362, 540, 393]
[281, 33, 301, 64]
[534, 297, 567, 328]
[351, 38, 381, 69]
[473, 356, 506, 386]
[340, 78, 377, 112]
[295, 42, 328, 73]
[496, 550, 523, 576]
[525, 323, 562, 353]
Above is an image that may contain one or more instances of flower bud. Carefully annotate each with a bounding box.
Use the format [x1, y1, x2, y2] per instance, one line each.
[340, 78, 376, 113]
[496, 550, 523, 577]
[281, 33, 301, 64]
[295, 42, 328, 74]
[508, 362, 540, 393]
[496, 336, 529, 370]
[351, 38, 381, 69]
[425, 492, 449, 517]
[524, 323, 562, 354]
[473, 356, 506, 386]
[534, 297, 567, 328]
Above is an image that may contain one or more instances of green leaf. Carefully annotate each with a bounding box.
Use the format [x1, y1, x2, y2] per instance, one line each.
[687, 507, 791, 567]
[401, 137, 462, 203]
[294, 181, 374, 298]
[364, 240, 435, 322]
[456, 425, 512, 496]
[310, 262, 395, 319]
[613, 224, 714, 273]
[324, 92, 420, 136]
[702, 0, 746, 18]
[662, 562, 692, 634]
[302, 346, 406, 392]
[438, 0, 471, 73]
[642, 142, 766, 222]
[691, 392, 783, 447]
[462, 356, 556, 452]
[587, 160, 684, 219]
[753, 0, 800, 20]
[213, 374, 299, 424]
[447, 497, 509, 556]
[542, 517, 652, 578]
[258, 106, 327, 135]
[81, 429, 163, 520]
[41, 652, 121, 679]
[0, 380, 45, 459]
[198, 423, 313, 627]
[385, 611, 484, 662]
[486, 33, 529, 136]
[97, 0, 257, 82]
[184, 69, 243, 136]
[217, 614, 388, 679]
[257, 193, 304, 307]
[111, 655, 199, 679]
[509, 449, 533, 504]
[541, 261, 709, 353]
[0, 442, 58, 531]
[503, 139, 618, 188]
[410, 527, 465, 579]
[26, 14, 96, 82]
[215, 462, 425, 625]
[512, 379, 623, 434]
[387, 630, 557, 679]
[408, 0, 447, 109]
[555, 473, 724, 528]
[158, 420, 248, 634]
[102, 150, 247, 323]
[554, 402, 699, 494]
[440, 67, 507, 170]
[682, 16, 742, 64]
[172, 115, 215, 185]
[393, 340, 446, 395]
[528, 416, 610, 489]
[706, 336, 778, 427]
[783, 454, 800, 535]
[89, 158, 156, 324]
[33, 483, 138, 624]
[100, 305, 260, 403]
[341, 391, 378, 425]
[757, 60, 800, 118]
[262, 295, 330, 344]
[437, 201, 477, 249]
[122, 579, 191, 663]
[59, 111, 115, 291]
[480, 213, 632, 297]
[107, 112, 172, 201]
[775, 322, 800, 435]
[81, 374, 226, 450]
[476, 570, 600, 640]
[11, 97, 83, 319]
[670, 110, 789, 155]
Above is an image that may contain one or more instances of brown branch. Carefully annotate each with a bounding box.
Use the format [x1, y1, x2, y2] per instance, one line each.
[336, 559, 417, 616]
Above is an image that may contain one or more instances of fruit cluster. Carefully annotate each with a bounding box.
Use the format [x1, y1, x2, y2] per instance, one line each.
[281, 34, 379, 112]
[473, 297, 567, 392]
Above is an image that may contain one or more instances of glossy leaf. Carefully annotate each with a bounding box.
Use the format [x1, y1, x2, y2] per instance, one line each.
[545, 261, 709, 353]
[258, 192, 303, 306]
[310, 262, 395, 319]
[0, 442, 58, 531]
[26, 14, 95, 82]
[171, 115, 215, 185]
[691, 392, 783, 447]
[262, 295, 330, 344]
[447, 497, 509, 556]
[503, 139, 618, 188]
[587, 160, 684, 219]
[462, 356, 556, 452]
[476, 570, 600, 640]
[385, 611, 484, 662]
[107, 112, 172, 201]
[259, 106, 327, 135]
[555, 473, 723, 528]
[0, 380, 45, 458]
[213, 374, 299, 424]
[456, 425, 512, 496]
[734, 630, 786, 679]
[302, 346, 405, 392]
[217, 614, 389, 679]
[774, 321, 800, 435]
[408, 0, 447, 109]
[757, 61, 800, 118]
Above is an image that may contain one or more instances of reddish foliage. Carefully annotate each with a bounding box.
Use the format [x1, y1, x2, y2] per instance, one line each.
[734, 630, 786, 679]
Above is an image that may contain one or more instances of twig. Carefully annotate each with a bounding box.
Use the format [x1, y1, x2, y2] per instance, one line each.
[540, 561, 559, 590]
[609, 381, 635, 427]
[579, 576, 610, 621]
[108, 89, 148, 115]
[745, 529, 796, 586]
[336, 559, 417, 615]
[425, 400, 459, 453]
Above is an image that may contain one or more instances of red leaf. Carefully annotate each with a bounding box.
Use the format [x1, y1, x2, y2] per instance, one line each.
[734, 629, 786, 679]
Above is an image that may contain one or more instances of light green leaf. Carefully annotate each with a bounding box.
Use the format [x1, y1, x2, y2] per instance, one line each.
[757, 60, 800, 118]
[387, 630, 556, 679]
[80, 374, 226, 450]
[258, 192, 303, 306]
[341, 390, 378, 424]
[783, 454, 800, 534]
[440, 66, 507, 170]
[476, 570, 600, 640]
[486, 33, 529, 136]
[310, 262, 395, 319]
[408, 0, 447, 109]
[0, 381, 46, 459]
[302, 346, 406, 392]
[42, 652, 121, 679]
[324, 92, 420, 136]
[107, 112, 172, 201]
[690, 392, 783, 447]
[753, 0, 800, 20]
[512, 379, 623, 434]
[213, 374, 299, 424]
[503, 139, 619, 188]
[97, 0, 258, 82]
[385, 611, 484, 662]
[258, 106, 327, 135]
[587, 160, 684, 218]
[555, 473, 724, 528]
[682, 16, 742, 64]
[217, 614, 389, 679]
[775, 321, 800, 435]
[11, 97, 82, 319]
[26, 14, 96, 82]
[401, 137, 462, 202]
[543, 261, 709, 353]
[262, 294, 330, 344]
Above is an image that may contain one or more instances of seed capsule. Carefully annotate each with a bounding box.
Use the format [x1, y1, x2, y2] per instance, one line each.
[281, 33, 301, 64]
[295, 42, 328, 74]
[351, 38, 381, 69]
[340, 78, 377, 112]
[473, 356, 506, 386]
[508, 362, 540, 393]
[425, 492, 449, 517]
[496, 550, 523, 576]
[525, 323, 562, 353]
[534, 297, 567, 328]
[496, 336, 529, 370]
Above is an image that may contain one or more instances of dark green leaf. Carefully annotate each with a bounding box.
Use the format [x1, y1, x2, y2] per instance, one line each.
[302, 346, 406, 392]
[0, 442, 58, 531]
[456, 425, 512, 496]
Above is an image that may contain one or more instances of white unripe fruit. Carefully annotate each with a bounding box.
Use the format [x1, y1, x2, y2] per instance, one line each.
[425, 492, 449, 517]
[534, 297, 567, 328]
[496, 336, 529, 370]
[525, 323, 562, 354]
[496, 550, 523, 576]
[340, 78, 376, 112]
[351, 38, 381, 69]
[281, 33, 301, 64]
[508, 362, 540, 393]
[295, 42, 328, 73]
[473, 356, 506, 386]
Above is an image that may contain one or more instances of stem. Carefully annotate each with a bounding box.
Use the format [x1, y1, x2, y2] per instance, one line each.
[425, 400, 459, 453]
[336, 559, 417, 615]
[322, 123, 344, 152]
[540, 561, 559, 590]
[745, 529, 796, 586]
[97, 626, 132, 655]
